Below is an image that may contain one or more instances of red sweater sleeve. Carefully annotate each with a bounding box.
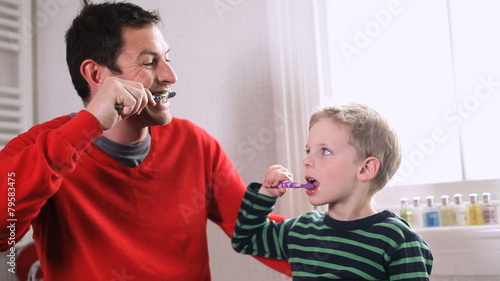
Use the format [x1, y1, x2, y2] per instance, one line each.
[0, 111, 102, 251]
[201, 129, 292, 276]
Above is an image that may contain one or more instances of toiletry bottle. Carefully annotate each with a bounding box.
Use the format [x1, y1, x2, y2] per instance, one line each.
[440, 195, 455, 227]
[424, 195, 440, 227]
[468, 193, 484, 225]
[399, 197, 413, 226]
[453, 193, 469, 226]
[412, 196, 425, 228]
[482, 192, 497, 225]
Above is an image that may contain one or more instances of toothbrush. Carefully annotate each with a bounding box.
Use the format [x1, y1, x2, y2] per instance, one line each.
[152, 91, 176, 101]
[114, 91, 176, 110]
[272, 180, 315, 189]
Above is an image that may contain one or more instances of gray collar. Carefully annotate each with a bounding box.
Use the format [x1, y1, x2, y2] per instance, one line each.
[93, 133, 151, 167]
[69, 113, 150, 167]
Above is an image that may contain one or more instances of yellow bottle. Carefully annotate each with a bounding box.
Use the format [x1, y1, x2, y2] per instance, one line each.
[440, 195, 455, 227]
[468, 193, 484, 225]
[399, 197, 413, 227]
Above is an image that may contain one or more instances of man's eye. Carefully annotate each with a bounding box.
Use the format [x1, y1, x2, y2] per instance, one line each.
[143, 62, 154, 66]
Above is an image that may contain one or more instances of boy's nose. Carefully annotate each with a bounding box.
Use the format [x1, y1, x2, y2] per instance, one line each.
[303, 155, 313, 168]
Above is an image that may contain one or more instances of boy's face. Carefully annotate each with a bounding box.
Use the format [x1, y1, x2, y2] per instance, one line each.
[303, 118, 363, 207]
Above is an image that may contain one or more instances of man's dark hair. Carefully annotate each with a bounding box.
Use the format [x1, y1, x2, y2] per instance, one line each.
[65, 0, 161, 102]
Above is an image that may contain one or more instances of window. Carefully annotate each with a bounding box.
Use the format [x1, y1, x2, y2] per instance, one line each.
[269, 0, 500, 185]
[267, 0, 500, 214]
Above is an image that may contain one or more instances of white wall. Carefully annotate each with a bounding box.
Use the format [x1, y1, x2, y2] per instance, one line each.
[36, 0, 282, 181]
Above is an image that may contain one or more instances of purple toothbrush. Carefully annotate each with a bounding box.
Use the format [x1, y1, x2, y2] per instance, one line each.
[272, 180, 315, 189]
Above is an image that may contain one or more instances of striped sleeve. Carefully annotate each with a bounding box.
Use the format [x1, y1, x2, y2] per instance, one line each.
[231, 183, 291, 260]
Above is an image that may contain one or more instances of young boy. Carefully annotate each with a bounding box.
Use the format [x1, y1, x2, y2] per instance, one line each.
[232, 103, 433, 280]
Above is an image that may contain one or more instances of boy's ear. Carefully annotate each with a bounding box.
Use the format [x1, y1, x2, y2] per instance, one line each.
[358, 156, 380, 182]
[80, 59, 107, 90]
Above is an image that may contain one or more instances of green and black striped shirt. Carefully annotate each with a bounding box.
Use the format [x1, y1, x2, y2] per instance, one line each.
[232, 183, 433, 280]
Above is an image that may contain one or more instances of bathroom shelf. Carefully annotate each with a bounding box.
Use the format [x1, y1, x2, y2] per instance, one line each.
[415, 225, 500, 275]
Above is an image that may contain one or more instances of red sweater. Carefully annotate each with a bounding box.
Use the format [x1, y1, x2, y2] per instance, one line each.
[0, 110, 291, 280]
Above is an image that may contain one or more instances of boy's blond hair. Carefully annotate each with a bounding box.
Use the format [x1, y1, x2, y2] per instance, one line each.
[309, 103, 401, 191]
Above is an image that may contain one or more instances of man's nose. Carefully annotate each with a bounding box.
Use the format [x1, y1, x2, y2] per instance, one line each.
[157, 60, 178, 85]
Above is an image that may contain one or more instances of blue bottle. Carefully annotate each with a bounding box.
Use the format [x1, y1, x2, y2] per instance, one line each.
[425, 195, 440, 227]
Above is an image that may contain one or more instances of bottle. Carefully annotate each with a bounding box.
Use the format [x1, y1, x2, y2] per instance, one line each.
[468, 193, 484, 225]
[440, 195, 455, 226]
[453, 193, 469, 226]
[424, 195, 440, 227]
[482, 192, 497, 225]
[399, 197, 413, 226]
[412, 196, 425, 228]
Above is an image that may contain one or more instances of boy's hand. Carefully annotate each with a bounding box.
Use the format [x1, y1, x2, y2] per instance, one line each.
[259, 165, 293, 197]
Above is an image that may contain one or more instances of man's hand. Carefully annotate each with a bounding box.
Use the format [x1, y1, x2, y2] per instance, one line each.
[85, 77, 156, 130]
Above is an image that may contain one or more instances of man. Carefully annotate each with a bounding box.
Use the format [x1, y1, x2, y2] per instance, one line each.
[0, 1, 290, 280]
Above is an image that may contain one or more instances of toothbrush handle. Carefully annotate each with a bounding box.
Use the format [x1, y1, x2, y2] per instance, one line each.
[272, 180, 314, 189]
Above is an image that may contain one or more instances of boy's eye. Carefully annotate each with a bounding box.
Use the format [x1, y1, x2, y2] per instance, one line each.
[321, 148, 332, 155]
[305, 149, 310, 155]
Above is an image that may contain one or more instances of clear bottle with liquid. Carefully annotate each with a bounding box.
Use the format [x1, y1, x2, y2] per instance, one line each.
[440, 195, 455, 227]
[399, 197, 413, 226]
[482, 192, 497, 225]
[425, 195, 440, 227]
[453, 193, 469, 226]
[468, 193, 484, 225]
[412, 196, 425, 228]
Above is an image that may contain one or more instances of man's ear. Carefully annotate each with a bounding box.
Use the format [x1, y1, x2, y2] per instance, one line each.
[80, 59, 106, 90]
[358, 156, 380, 182]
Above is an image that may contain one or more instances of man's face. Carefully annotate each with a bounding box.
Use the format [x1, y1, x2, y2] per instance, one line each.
[113, 24, 178, 126]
